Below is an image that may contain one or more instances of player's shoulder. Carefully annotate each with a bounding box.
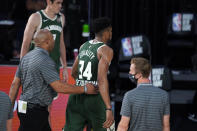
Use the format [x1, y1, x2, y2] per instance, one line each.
[27, 12, 41, 27]
[100, 44, 113, 55]
[79, 43, 85, 50]
[29, 12, 41, 22]
[98, 44, 113, 62]
[106, 45, 113, 53]
[79, 41, 90, 49]
[31, 12, 41, 18]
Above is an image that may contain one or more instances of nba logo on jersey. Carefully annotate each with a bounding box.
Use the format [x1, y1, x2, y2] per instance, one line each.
[172, 13, 182, 32]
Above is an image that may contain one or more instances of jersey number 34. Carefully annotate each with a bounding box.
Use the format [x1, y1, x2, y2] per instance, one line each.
[79, 60, 92, 80]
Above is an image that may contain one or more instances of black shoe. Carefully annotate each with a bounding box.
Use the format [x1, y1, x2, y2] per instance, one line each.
[188, 113, 197, 122]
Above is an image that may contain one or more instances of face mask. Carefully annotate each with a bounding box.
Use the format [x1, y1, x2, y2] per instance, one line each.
[128, 73, 138, 84]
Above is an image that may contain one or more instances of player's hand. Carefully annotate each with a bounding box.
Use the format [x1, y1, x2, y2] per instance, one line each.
[85, 83, 99, 94]
[103, 109, 114, 128]
[62, 67, 68, 82]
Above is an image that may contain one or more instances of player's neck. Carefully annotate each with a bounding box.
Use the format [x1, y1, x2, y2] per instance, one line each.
[94, 36, 106, 44]
[44, 8, 56, 19]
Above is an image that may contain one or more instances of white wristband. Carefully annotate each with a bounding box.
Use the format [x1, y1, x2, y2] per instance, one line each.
[84, 85, 88, 93]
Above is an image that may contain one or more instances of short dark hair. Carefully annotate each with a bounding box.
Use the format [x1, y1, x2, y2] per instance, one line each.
[91, 17, 111, 35]
[131, 57, 151, 78]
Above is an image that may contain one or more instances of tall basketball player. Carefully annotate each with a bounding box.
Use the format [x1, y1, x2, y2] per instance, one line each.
[64, 17, 114, 131]
[20, 0, 68, 80]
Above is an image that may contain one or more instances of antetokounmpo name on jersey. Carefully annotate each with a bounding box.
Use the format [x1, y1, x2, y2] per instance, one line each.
[79, 50, 95, 60]
[76, 79, 97, 86]
[44, 25, 62, 32]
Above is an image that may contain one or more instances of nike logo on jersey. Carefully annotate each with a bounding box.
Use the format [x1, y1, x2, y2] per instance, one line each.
[43, 19, 48, 22]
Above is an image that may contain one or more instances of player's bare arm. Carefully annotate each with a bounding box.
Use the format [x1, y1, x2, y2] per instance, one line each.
[60, 14, 68, 82]
[97, 45, 114, 128]
[98, 45, 113, 109]
[20, 13, 40, 58]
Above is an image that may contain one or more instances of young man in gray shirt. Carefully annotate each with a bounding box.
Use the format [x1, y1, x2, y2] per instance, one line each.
[117, 57, 170, 131]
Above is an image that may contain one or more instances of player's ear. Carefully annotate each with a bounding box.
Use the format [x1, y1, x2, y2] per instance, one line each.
[46, 39, 50, 46]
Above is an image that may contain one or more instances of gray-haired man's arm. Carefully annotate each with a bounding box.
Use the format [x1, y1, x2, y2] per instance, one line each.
[9, 67, 21, 108]
[40, 59, 98, 94]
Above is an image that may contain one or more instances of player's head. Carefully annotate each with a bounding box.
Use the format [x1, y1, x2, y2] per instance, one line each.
[46, 0, 63, 14]
[91, 17, 112, 43]
[34, 29, 55, 52]
[129, 57, 151, 83]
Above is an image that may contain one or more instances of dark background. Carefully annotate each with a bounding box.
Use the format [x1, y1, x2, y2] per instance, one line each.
[1, 0, 197, 130]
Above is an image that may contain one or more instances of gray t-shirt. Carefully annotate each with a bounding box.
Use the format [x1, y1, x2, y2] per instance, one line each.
[0, 91, 13, 131]
[16, 47, 60, 106]
[120, 83, 170, 131]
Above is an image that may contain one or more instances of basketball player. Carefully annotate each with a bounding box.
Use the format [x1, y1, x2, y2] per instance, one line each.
[63, 17, 114, 131]
[20, 0, 68, 80]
